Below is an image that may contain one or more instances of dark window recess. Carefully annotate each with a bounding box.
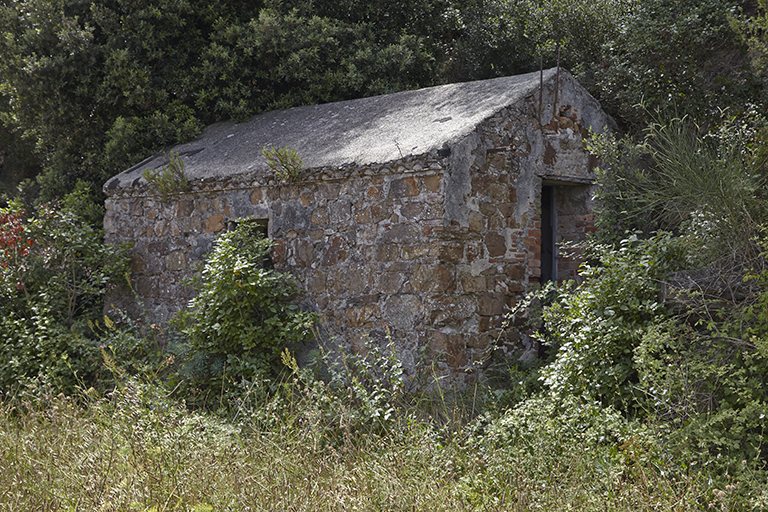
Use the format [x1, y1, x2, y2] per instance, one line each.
[228, 218, 272, 269]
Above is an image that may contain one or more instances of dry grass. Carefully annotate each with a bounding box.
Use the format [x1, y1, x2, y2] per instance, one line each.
[0, 379, 744, 511]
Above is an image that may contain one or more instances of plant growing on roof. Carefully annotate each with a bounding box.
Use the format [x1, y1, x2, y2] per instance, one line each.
[142, 152, 189, 197]
[262, 146, 303, 182]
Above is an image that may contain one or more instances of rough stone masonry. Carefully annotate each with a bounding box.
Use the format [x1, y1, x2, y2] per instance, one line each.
[103, 68, 615, 382]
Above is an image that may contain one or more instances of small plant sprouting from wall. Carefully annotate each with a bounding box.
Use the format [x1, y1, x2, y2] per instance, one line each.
[142, 152, 189, 197]
[262, 146, 303, 182]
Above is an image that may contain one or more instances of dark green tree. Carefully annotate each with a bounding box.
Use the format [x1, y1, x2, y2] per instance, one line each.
[0, 0, 441, 209]
[591, 0, 761, 130]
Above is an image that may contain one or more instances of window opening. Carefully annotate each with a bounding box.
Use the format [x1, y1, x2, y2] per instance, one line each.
[228, 218, 272, 269]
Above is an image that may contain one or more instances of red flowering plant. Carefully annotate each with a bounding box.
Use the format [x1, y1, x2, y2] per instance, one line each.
[0, 202, 34, 300]
[0, 194, 130, 393]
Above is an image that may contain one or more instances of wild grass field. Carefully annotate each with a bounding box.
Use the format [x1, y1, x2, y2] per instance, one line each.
[1, 350, 763, 512]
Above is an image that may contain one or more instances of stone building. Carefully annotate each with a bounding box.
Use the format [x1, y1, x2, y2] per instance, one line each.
[103, 68, 615, 379]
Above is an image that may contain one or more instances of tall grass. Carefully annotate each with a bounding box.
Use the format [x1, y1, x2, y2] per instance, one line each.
[0, 375, 748, 511]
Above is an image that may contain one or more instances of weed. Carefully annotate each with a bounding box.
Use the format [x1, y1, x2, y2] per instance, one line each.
[262, 145, 303, 182]
[142, 152, 189, 197]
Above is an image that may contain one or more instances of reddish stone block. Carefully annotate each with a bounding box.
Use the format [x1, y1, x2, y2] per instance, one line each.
[311, 207, 329, 226]
[204, 214, 225, 233]
[355, 208, 371, 224]
[471, 176, 490, 196]
[272, 240, 287, 263]
[446, 334, 467, 367]
[478, 292, 505, 316]
[439, 242, 464, 262]
[300, 191, 314, 206]
[295, 240, 314, 267]
[411, 263, 455, 293]
[485, 232, 507, 257]
[505, 264, 525, 281]
[321, 236, 348, 266]
[370, 201, 393, 223]
[389, 176, 420, 198]
[424, 174, 442, 193]
[376, 244, 399, 262]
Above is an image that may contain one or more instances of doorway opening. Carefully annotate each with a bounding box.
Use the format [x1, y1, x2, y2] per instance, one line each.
[541, 185, 556, 283]
[539, 181, 594, 284]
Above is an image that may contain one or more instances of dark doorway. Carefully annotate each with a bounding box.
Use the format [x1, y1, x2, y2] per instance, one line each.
[540, 185, 556, 283]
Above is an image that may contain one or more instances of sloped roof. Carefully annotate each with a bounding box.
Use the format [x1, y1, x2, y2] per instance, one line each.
[106, 67, 594, 191]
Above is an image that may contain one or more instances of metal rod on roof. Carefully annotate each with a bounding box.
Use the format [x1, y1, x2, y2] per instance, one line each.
[553, 44, 560, 119]
[539, 53, 543, 116]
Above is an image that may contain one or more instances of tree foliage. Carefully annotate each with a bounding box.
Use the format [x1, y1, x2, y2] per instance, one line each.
[445, 0, 627, 81]
[1, 0, 765, 204]
[0, 0, 440, 204]
[590, 0, 761, 130]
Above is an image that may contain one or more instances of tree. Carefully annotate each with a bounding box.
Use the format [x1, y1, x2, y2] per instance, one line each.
[0, 0, 442, 209]
[591, 0, 760, 130]
[0, 187, 129, 392]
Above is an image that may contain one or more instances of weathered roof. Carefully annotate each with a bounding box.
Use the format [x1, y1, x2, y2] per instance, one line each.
[105, 67, 603, 192]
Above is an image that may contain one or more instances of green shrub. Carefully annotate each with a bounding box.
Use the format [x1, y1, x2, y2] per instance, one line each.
[141, 151, 189, 198]
[630, 259, 768, 480]
[635, 320, 768, 481]
[283, 333, 408, 439]
[588, 114, 768, 261]
[457, 393, 667, 509]
[538, 233, 687, 409]
[262, 146, 303, 182]
[0, 194, 130, 392]
[175, 223, 317, 397]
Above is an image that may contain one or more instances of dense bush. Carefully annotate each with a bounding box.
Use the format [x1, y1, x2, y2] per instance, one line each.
[527, 104, 768, 489]
[0, 190, 129, 392]
[537, 233, 688, 409]
[588, 113, 768, 257]
[176, 223, 317, 396]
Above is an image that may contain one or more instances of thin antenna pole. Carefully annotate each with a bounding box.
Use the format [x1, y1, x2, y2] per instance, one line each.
[539, 53, 543, 115]
[553, 45, 561, 119]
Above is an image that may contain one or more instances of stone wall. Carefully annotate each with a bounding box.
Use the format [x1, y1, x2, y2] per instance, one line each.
[104, 96, 599, 380]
